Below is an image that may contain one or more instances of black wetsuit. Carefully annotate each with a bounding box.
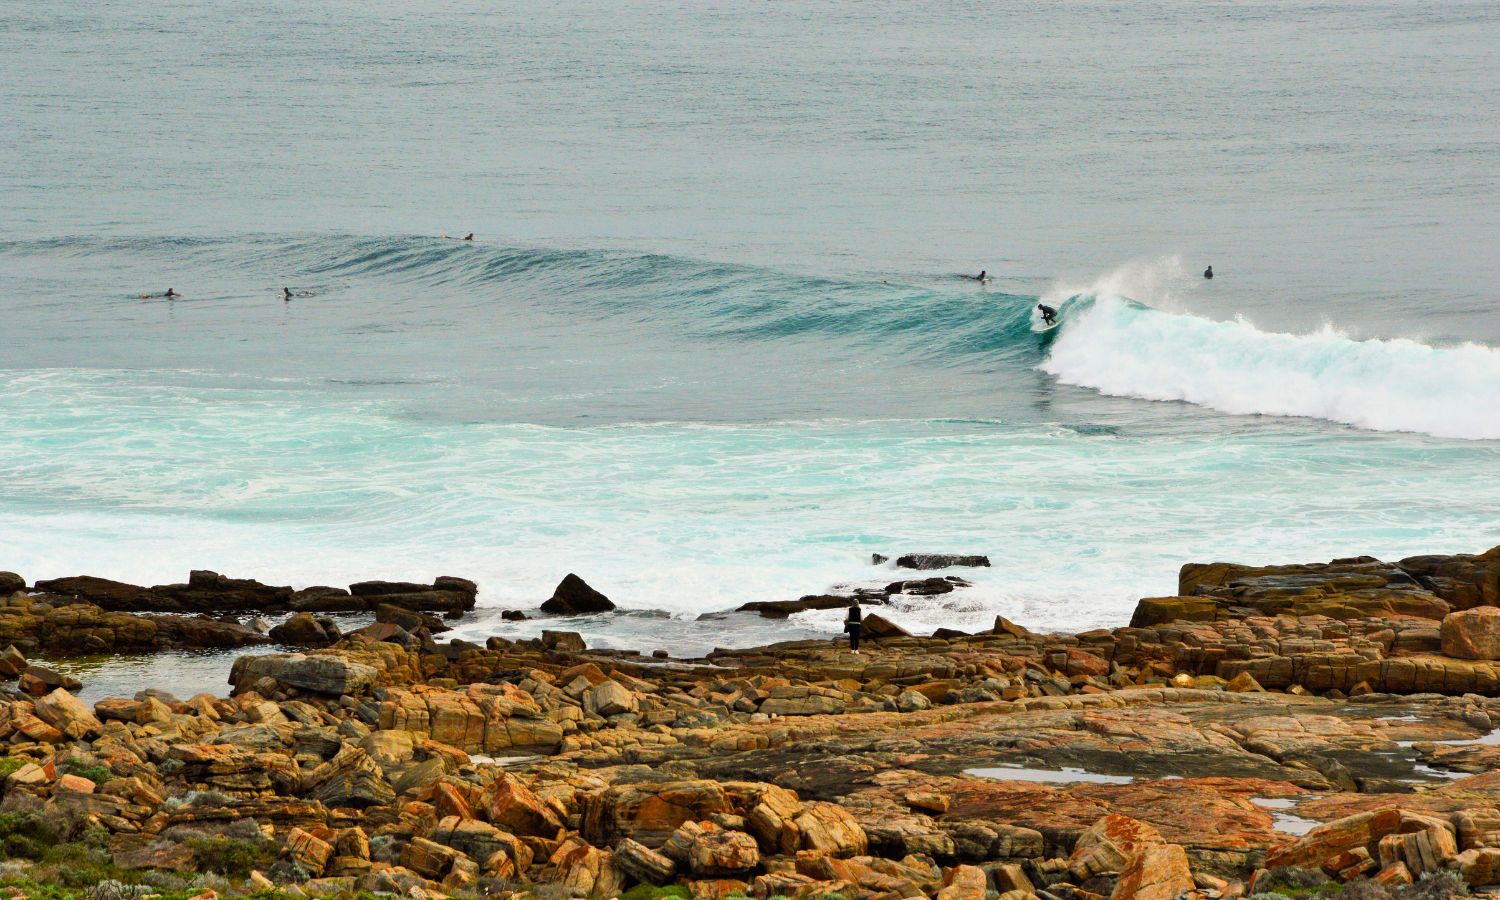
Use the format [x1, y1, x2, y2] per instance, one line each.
[1038, 304, 1057, 325]
[1204, 266, 1214, 279]
[844, 606, 864, 650]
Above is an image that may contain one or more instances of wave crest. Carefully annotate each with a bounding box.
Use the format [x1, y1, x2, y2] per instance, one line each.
[1042, 291, 1500, 440]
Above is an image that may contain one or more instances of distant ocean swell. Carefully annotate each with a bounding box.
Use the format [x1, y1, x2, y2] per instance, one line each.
[5, 235, 1499, 440]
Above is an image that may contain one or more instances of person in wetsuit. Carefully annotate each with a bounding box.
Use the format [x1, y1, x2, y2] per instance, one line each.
[284, 287, 293, 301]
[1037, 303, 1057, 326]
[844, 603, 864, 652]
[1204, 265, 1214, 279]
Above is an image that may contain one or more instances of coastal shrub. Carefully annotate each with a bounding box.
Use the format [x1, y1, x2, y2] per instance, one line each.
[59, 759, 114, 785]
[0, 758, 29, 781]
[184, 834, 276, 877]
[1401, 871, 1469, 900]
[43, 838, 131, 889]
[369, 832, 404, 863]
[84, 880, 155, 900]
[0, 811, 55, 859]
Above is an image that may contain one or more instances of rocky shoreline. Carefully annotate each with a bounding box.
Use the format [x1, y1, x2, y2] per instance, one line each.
[1, 544, 1500, 900]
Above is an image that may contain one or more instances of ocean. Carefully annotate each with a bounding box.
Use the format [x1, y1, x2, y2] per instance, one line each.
[3, 0, 1498, 658]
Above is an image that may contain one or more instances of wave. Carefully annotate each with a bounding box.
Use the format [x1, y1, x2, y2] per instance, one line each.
[5, 235, 1497, 439]
[1040, 262, 1500, 440]
[0, 232, 1045, 363]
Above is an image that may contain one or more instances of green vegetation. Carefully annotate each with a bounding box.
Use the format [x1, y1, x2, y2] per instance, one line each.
[184, 835, 277, 878]
[619, 885, 693, 900]
[0, 812, 56, 860]
[0, 758, 30, 780]
[59, 758, 114, 785]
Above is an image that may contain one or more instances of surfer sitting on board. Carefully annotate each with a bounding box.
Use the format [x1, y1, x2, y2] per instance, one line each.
[965, 270, 987, 282]
[1037, 303, 1057, 326]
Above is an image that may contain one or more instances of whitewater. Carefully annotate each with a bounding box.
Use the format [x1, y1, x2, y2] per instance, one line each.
[2, 236, 1498, 655]
[1041, 262, 1500, 441]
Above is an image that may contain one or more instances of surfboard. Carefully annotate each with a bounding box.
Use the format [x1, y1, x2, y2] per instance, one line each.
[1036, 319, 1062, 333]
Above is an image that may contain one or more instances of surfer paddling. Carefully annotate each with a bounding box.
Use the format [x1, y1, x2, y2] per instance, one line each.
[1037, 303, 1058, 326]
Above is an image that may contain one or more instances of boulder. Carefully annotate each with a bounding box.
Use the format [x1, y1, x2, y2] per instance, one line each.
[269, 612, 342, 647]
[613, 837, 677, 885]
[687, 829, 760, 876]
[541, 630, 586, 652]
[794, 801, 867, 857]
[1264, 808, 1403, 870]
[1399, 545, 1500, 610]
[0, 644, 26, 677]
[284, 827, 334, 875]
[149, 570, 296, 612]
[540, 574, 615, 615]
[229, 653, 380, 696]
[33, 688, 103, 739]
[861, 613, 911, 640]
[289, 586, 361, 612]
[935, 865, 987, 900]
[481, 774, 563, 837]
[737, 595, 852, 619]
[895, 554, 990, 570]
[148, 613, 270, 648]
[374, 603, 450, 634]
[0, 573, 24, 595]
[1454, 847, 1500, 887]
[21, 664, 82, 694]
[886, 577, 958, 596]
[32, 575, 157, 609]
[1129, 596, 1220, 627]
[1442, 607, 1500, 660]
[991, 616, 1031, 638]
[1115, 841, 1195, 900]
[584, 679, 638, 717]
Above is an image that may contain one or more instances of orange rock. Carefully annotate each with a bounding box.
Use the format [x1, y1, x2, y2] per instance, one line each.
[935, 865, 987, 900]
[481, 773, 562, 837]
[284, 826, 334, 875]
[1115, 841, 1194, 900]
[793, 801, 867, 858]
[687, 829, 760, 876]
[1443, 608, 1500, 660]
[1264, 808, 1403, 870]
[56, 773, 95, 793]
[431, 781, 474, 820]
[1374, 861, 1413, 885]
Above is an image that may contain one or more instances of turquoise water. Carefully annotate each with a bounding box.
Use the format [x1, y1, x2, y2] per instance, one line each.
[2, 1, 1499, 653]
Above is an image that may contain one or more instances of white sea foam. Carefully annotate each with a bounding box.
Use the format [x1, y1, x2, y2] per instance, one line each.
[1041, 261, 1500, 441]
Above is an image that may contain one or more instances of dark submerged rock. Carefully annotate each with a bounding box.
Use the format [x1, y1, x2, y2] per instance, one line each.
[895, 554, 991, 570]
[540, 574, 615, 615]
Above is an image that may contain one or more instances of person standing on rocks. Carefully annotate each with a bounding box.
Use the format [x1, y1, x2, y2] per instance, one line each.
[844, 603, 864, 652]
